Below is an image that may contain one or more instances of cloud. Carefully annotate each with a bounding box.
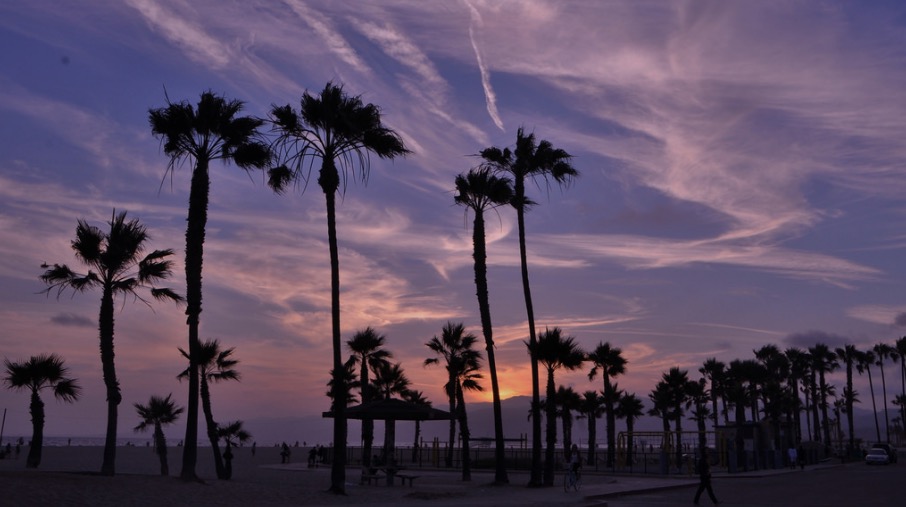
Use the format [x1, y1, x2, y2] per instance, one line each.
[49, 312, 94, 328]
[464, 0, 504, 131]
[284, 0, 370, 75]
[125, 0, 231, 68]
[784, 330, 849, 349]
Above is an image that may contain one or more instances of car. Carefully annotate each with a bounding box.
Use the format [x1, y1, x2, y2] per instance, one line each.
[870, 443, 898, 463]
[866, 448, 891, 465]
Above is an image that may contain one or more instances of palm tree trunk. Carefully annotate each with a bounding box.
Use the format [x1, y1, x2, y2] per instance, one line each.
[446, 378, 456, 468]
[845, 364, 855, 454]
[544, 369, 557, 486]
[181, 157, 209, 481]
[456, 382, 471, 481]
[154, 423, 169, 476]
[200, 378, 225, 479]
[605, 378, 616, 468]
[99, 288, 119, 476]
[626, 419, 635, 467]
[586, 414, 596, 466]
[868, 366, 881, 442]
[471, 211, 508, 484]
[819, 371, 832, 447]
[515, 198, 543, 487]
[880, 361, 891, 442]
[322, 162, 347, 495]
[27, 392, 44, 469]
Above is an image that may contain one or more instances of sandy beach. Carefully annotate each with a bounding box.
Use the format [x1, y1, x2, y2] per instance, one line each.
[0, 445, 682, 506]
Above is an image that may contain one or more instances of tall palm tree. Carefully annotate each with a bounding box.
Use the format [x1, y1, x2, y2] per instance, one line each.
[454, 167, 513, 484]
[479, 128, 577, 486]
[809, 343, 838, 448]
[268, 82, 409, 494]
[699, 358, 726, 431]
[648, 382, 673, 459]
[530, 327, 585, 486]
[134, 393, 184, 476]
[615, 392, 644, 467]
[556, 385, 582, 462]
[347, 327, 392, 472]
[372, 362, 411, 464]
[150, 91, 269, 481]
[577, 390, 605, 467]
[896, 337, 906, 433]
[40, 210, 180, 475]
[178, 339, 240, 480]
[835, 345, 859, 455]
[856, 349, 882, 442]
[425, 322, 484, 481]
[587, 342, 627, 468]
[3, 354, 80, 468]
[661, 367, 691, 466]
[217, 420, 251, 480]
[874, 342, 895, 442]
[755, 345, 790, 450]
[785, 347, 809, 442]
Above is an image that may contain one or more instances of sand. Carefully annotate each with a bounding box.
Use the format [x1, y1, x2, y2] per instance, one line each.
[0, 445, 650, 506]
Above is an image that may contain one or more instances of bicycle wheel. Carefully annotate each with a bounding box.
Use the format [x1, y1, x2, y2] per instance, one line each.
[563, 471, 571, 492]
[573, 471, 581, 491]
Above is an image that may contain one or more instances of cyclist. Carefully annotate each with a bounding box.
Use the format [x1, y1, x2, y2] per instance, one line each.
[569, 444, 582, 473]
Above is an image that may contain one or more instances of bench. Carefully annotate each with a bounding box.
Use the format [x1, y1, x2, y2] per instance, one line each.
[396, 473, 420, 487]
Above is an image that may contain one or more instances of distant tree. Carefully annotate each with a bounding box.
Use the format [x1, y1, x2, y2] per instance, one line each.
[217, 420, 251, 480]
[268, 82, 409, 494]
[835, 345, 860, 455]
[40, 210, 180, 475]
[896, 337, 906, 431]
[699, 358, 726, 431]
[372, 362, 410, 463]
[809, 344, 838, 447]
[347, 327, 392, 473]
[134, 393, 184, 476]
[150, 91, 269, 481]
[402, 389, 430, 462]
[177, 339, 240, 480]
[556, 385, 582, 462]
[874, 342, 895, 442]
[576, 390, 605, 466]
[425, 322, 484, 481]
[615, 392, 644, 467]
[530, 327, 584, 486]
[785, 347, 809, 442]
[587, 342, 627, 468]
[479, 128, 577, 486]
[454, 167, 513, 485]
[856, 349, 882, 442]
[3, 354, 80, 468]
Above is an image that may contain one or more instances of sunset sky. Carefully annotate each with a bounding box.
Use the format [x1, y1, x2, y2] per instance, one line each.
[2, 1, 906, 444]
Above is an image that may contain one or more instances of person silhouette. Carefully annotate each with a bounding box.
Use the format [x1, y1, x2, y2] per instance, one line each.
[693, 450, 719, 505]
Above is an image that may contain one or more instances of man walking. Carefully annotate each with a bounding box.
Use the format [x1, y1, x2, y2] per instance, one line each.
[694, 449, 719, 505]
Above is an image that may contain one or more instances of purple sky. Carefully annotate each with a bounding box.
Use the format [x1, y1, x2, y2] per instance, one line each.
[2, 1, 905, 443]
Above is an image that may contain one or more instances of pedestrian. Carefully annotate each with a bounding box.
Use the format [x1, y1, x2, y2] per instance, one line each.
[251, 441, 256, 457]
[693, 450, 719, 505]
[280, 442, 291, 464]
[797, 444, 805, 470]
[787, 445, 797, 470]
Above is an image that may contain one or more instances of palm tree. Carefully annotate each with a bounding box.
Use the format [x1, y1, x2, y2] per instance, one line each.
[40, 210, 180, 475]
[177, 339, 240, 480]
[268, 82, 409, 494]
[454, 167, 513, 485]
[530, 327, 585, 486]
[556, 386, 582, 462]
[809, 343, 838, 448]
[372, 362, 411, 464]
[149, 91, 269, 481]
[835, 345, 859, 455]
[577, 390, 604, 467]
[699, 358, 726, 431]
[661, 367, 690, 466]
[425, 322, 484, 481]
[217, 420, 251, 480]
[856, 349, 882, 442]
[755, 345, 790, 450]
[402, 389, 431, 463]
[615, 392, 644, 467]
[587, 342, 627, 468]
[347, 327, 392, 472]
[134, 393, 184, 476]
[648, 382, 673, 459]
[327, 358, 360, 409]
[479, 128, 577, 486]
[785, 347, 809, 442]
[874, 342, 895, 442]
[896, 337, 906, 433]
[3, 354, 80, 468]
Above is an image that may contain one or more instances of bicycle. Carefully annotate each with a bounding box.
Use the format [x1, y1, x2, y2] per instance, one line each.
[563, 467, 582, 492]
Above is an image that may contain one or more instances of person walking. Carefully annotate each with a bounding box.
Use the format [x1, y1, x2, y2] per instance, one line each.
[693, 449, 719, 505]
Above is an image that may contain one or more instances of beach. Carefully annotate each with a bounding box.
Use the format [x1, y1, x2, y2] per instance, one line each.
[0, 445, 679, 506]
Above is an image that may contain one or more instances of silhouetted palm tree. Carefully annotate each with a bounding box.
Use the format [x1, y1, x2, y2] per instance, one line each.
[454, 167, 513, 484]
[577, 390, 604, 466]
[874, 342, 895, 442]
[347, 327, 392, 472]
[785, 347, 809, 442]
[556, 385, 582, 462]
[3, 354, 80, 468]
[587, 342, 627, 468]
[178, 339, 240, 480]
[856, 349, 882, 442]
[835, 344, 859, 455]
[531, 327, 585, 486]
[755, 345, 790, 450]
[425, 322, 484, 481]
[134, 393, 183, 476]
[809, 343, 838, 447]
[40, 210, 180, 475]
[661, 367, 691, 466]
[896, 337, 906, 431]
[616, 392, 644, 467]
[217, 420, 251, 480]
[150, 91, 269, 481]
[268, 82, 409, 494]
[402, 389, 430, 462]
[699, 358, 726, 430]
[372, 362, 410, 463]
[479, 128, 577, 486]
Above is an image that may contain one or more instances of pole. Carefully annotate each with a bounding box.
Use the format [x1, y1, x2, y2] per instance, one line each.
[0, 408, 6, 446]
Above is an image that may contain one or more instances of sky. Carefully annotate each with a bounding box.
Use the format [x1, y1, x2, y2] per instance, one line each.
[1, 1, 906, 445]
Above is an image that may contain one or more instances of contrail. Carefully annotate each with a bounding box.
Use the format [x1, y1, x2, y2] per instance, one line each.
[465, 1, 504, 131]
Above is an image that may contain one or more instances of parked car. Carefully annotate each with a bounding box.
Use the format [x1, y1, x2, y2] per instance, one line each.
[870, 443, 898, 463]
[865, 448, 890, 465]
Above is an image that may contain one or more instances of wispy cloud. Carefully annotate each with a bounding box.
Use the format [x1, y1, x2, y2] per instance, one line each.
[284, 0, 370, 75]
[464, 0, 503, 131]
